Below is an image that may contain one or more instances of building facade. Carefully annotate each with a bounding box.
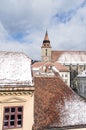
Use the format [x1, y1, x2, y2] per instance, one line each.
[0, 51, 34, 130]
[41, 31, 52, 62]
[76, 70, 86, 98]
[0, 87, 34, 130]
[33, 77, 86, 130]
[32, 62, 70, 86]
[41, 32, 86, 87]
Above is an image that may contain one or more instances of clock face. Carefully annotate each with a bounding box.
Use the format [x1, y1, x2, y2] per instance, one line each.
[43, 56, 49, 61]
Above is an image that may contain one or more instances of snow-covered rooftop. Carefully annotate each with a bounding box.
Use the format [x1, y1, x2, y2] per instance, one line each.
[77, 70, 86, 78]
[0, 51, 33, 86]
[52, 51, 86, 65]
[58, 52, 86, 65]
[33, 77, 86, 130]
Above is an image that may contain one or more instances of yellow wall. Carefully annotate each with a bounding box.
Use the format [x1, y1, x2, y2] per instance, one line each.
[0, 93, 34, 130]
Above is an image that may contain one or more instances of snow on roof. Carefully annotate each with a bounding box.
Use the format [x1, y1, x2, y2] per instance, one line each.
[32, 62, 69, 77]
[32, 62, 45, 70]
[33, 77, 86, 130]
[52, 51, 86, 65]
[77, 70, 86, 77]
[32, 62, 69, 72]
[0, 51, 33, 86]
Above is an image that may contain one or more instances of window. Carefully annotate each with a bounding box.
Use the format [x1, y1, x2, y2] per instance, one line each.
[46, 49, 47, 56]
[65, 74, 67, 77]
[64, 79, 68, 84]
[62, 74, 64, 77]
[3, 106, 23, 129]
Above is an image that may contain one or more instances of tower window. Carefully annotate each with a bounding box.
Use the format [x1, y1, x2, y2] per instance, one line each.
[3, 106, 23, 129]
[46, 49, 47, 56]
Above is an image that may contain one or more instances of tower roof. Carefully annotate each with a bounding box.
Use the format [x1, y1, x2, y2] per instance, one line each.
[44, 31, 50, 41]
[41, 31, 51, 48]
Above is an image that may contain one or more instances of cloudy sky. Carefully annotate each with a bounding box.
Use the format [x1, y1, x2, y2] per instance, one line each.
[0, 0, 86, 60]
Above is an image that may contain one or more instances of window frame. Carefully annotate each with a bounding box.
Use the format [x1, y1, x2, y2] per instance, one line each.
[3, 106, 23, 129]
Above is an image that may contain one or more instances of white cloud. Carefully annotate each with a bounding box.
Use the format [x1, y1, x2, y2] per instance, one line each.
[0, 0, 86, 60]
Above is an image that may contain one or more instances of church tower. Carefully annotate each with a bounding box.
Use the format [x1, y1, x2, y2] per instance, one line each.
[41, 31, 52, 62]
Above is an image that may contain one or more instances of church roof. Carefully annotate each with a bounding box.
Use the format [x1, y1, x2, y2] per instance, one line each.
[44, 31, 50, 41]
[0, 51, 33, 86]
[33, 77, 86, 130]
[41, 31, 51, 48]
[51, 50, 86, 65]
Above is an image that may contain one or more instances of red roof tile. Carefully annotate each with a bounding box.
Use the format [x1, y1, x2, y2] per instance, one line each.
[32, 62, 45, 68]
[51, 50, 86, 63]
[53, 62, 69, 72]
[33, 77, 86, 130]
[32, 62, 69, 72]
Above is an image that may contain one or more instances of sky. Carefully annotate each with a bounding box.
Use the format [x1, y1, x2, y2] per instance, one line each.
[0, 0, 86, 60]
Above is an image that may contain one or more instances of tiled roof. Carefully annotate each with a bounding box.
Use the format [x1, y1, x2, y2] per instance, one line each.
[51, 51, 86, 64]
[53, 62, 69, 72]
[32, 62, 45, 68]
[51, 51, 64, 62]
[0, 51, 33, 86]
[32, 62, 69, 72]
[33, 77, 86, 130]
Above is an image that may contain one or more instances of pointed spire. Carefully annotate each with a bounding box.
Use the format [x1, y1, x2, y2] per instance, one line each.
[43, 30, 50, 43]
[44, 30, 49, 41]
[41, 31, 51, 48]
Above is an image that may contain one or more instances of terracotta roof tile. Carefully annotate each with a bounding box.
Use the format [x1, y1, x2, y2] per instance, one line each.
[53, 62, 69, 72]
[51, 51, 64, 62]
[33, 77, 86, 130]
[51, 50, 86, 63]
[32, 62, 69, 72]
[32, 62, 45, 68]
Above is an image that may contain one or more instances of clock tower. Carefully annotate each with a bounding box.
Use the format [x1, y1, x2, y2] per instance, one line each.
[41, 31, 52, 62]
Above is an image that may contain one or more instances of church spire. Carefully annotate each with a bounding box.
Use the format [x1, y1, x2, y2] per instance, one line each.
[41, 31, 52, 62]
[42, 31, 51, 48]
[43, 30, 50, 43]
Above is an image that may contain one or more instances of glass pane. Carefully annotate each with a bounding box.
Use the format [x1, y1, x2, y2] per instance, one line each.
[18, 107, 22, 112]
[4, 122, 8, 126]
[10, 121, 14, 126]
[10, 115, 15, 120]
[17, 121, 22, 126]
[18, 115, 22, 120]
[4, 115, 9, 121]
[11, 107, 15, 112]
[5, 108, 9, 113]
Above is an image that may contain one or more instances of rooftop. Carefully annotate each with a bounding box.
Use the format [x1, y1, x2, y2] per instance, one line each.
[32, 61, 69, 72]
[51, 51, 86, 65]
[77, 70, 86, 77]
[0, 51, 33, 86]
[33, 77, 86, 130]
